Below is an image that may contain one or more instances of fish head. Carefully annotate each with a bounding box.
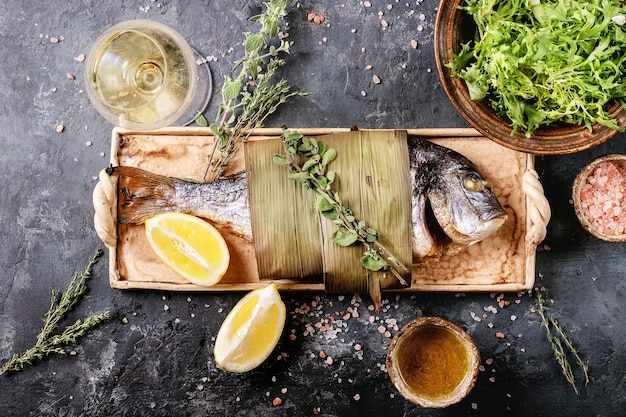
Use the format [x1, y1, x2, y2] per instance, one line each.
[428, 164, 507, 246]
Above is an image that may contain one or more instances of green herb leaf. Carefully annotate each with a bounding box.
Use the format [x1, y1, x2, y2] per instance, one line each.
[272, 154, 290, 166]
[222, 78, 242, 101]
[287, 172, 311, 183]
[360, 254, 388, 271]
[245, 34, 266, 54]
[195, 113, 208, 127]
[331, 228, 359, 246]
[314, 193, 335, 212]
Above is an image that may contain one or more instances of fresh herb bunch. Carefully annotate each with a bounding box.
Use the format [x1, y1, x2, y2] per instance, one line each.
[201, 0, 305, 182]
[0, 249, 110, 375]
[535, 289, 589, 394]
[274, 128, 410, 286]
[447, 0, 626, 136]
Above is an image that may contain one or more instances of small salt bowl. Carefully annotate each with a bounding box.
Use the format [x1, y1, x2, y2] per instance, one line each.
[572, 154, 626, 242]
[386, 317, 480, 408]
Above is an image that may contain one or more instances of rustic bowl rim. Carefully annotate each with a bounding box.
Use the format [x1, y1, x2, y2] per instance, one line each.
[386, 316, 480, 408]
[572, 154, 626, 242]
[434, 0, 626, 155]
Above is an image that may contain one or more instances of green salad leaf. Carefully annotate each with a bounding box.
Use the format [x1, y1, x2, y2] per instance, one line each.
[447, 0, 626, 136]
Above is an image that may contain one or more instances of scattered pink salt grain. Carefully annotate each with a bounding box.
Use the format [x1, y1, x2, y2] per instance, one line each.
[579, 161, 626, 235]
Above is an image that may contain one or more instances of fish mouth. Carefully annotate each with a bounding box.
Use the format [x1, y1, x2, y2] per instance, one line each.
[483, 207, 508, 223]
[480, 214, 507, 236]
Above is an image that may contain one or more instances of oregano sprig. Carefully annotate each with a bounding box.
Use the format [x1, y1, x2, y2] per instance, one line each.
[273, 128, 410, 286]
[0, 249, 110, 376]
[201, 0, 306, 182]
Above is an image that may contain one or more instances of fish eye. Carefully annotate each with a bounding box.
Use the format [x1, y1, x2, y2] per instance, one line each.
[463, 173, 484, 192]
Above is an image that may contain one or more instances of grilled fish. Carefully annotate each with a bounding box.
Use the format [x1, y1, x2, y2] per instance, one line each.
[115, 168, 252, 241]
[110, 137, 507, 261]
[409, 137, 507, 262]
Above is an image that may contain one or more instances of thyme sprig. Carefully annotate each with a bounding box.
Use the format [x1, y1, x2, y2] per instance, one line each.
[274, 128, 411, 286]
[535, 289, 589, 394]
[201, 0, 305, 182]
[0, 249, 110, 376]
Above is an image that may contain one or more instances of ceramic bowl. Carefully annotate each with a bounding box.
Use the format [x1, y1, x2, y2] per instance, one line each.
[386, 317, 480, 408]
[572, 154, 626, 242]
[434, 0, 626, 155]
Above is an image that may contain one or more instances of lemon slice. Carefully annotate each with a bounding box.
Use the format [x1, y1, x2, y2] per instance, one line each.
[145, 212, 230, 286]
[214, 283, 286, 372]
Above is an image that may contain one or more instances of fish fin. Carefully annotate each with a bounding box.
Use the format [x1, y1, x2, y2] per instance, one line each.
[110, 166, 179, 224]
[443, 242, 470, 257]
[411, 192, 441, 262]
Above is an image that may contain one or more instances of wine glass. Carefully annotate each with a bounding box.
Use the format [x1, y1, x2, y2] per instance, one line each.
[85, 20, 212, 131]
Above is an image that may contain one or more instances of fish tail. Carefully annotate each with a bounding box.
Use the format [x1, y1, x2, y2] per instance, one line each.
[110, 166, 179, 224]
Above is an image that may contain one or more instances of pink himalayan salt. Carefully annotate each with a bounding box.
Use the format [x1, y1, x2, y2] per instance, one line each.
[579, 161, 626, 235]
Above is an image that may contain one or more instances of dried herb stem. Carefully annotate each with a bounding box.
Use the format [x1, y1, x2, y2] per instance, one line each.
[535, 289, 589, 394]
[0, 249, 110, 376]
[201, 0, 305, 182]
[274, 128, 410, 286]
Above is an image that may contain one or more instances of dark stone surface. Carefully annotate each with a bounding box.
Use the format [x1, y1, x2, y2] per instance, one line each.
[0, 1, 624, 416]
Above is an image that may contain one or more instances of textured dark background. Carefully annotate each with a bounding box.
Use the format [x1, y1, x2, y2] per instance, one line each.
[0, 1, 625, 416]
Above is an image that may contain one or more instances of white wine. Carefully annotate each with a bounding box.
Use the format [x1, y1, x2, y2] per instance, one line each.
[85, 20, 200, 130]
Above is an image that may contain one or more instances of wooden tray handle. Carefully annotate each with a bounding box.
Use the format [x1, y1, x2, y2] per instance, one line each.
[522, 168, 551, 249]
[93, 168, 118, 249]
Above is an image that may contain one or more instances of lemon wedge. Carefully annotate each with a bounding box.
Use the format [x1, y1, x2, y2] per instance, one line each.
[145, 212, 230, 286]
[214, 283, 286, 372]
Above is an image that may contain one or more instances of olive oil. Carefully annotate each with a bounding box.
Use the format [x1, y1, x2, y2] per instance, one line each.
[395, 324, 469, 400]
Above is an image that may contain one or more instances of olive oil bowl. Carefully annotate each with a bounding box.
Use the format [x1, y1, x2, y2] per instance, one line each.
[386, 317, 480, 408]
